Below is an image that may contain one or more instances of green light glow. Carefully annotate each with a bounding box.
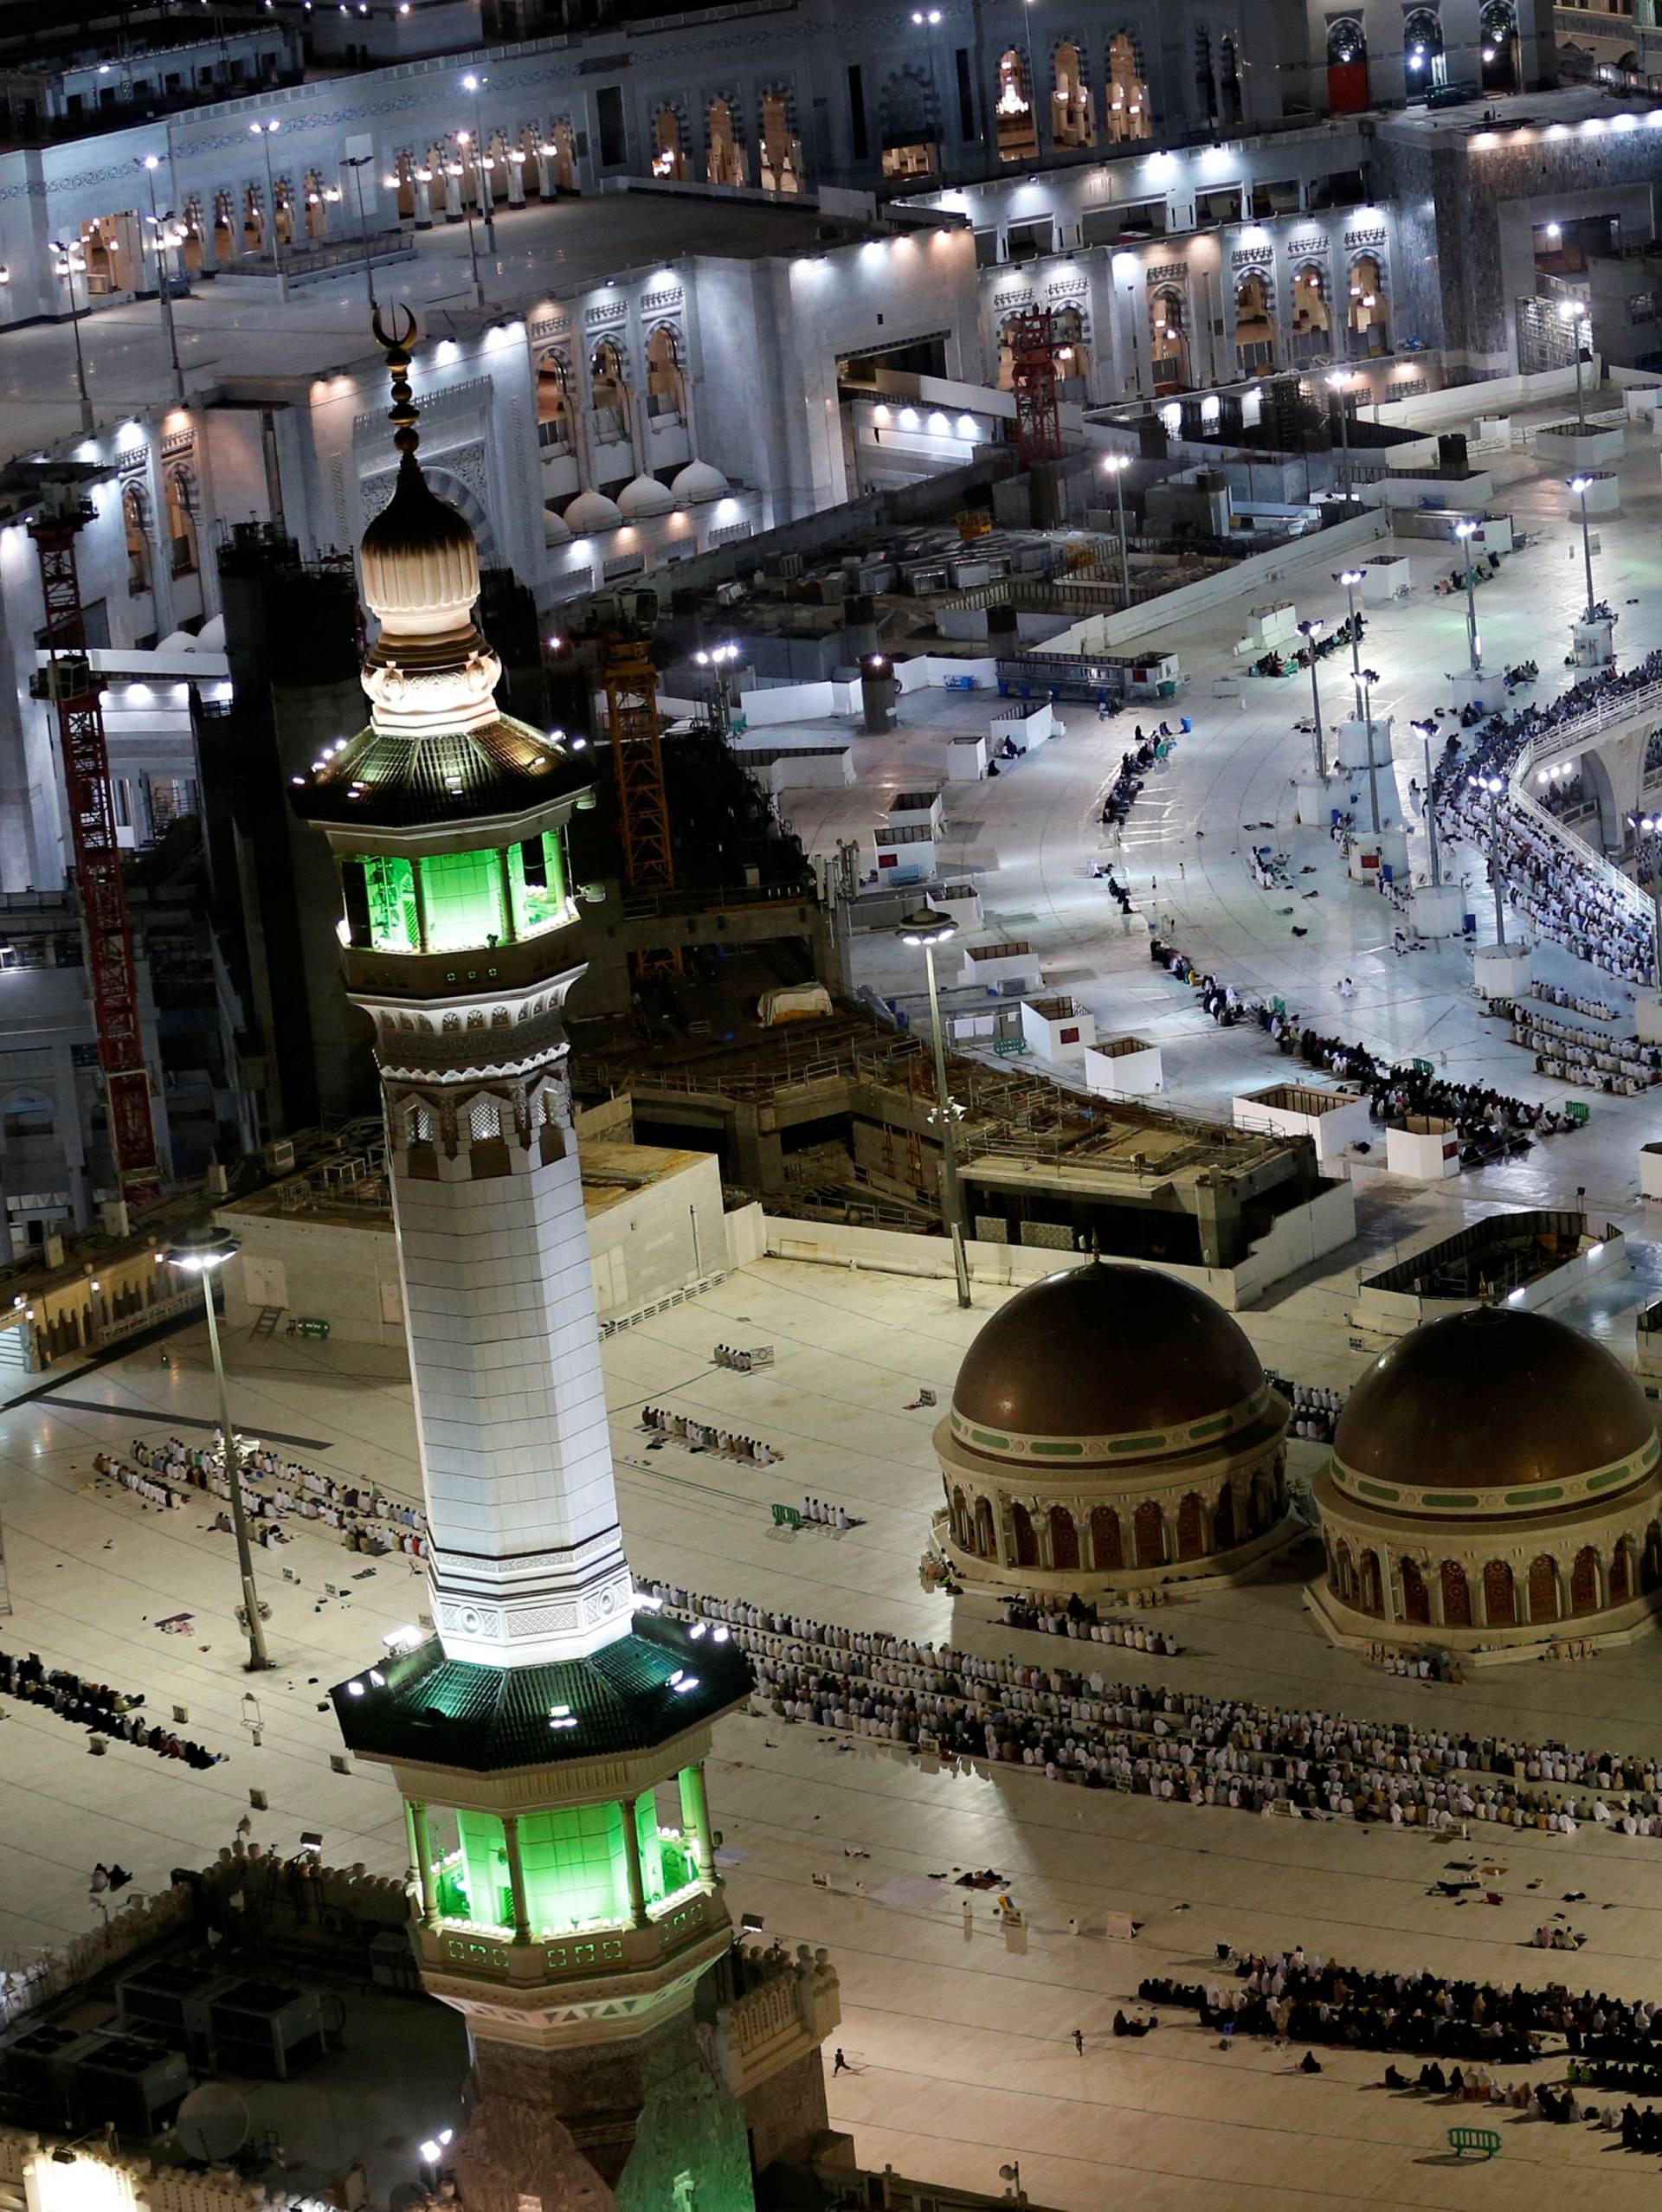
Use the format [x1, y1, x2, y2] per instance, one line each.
[508, 831, 570, 937]
[421, 848, 506, 953]
[363, 856, 417, 950]
[441, 1793, 692, 1932]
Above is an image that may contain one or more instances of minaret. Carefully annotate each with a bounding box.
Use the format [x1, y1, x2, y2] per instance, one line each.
[302, 314, 757, 2212]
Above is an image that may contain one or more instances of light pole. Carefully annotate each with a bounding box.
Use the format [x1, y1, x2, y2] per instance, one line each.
[49, 240, 94, 433]
[1102, 452, 1131, 605]
[1628, 813, 1662, 990]
[1453, 518, 1482, 676]
[342, 152, 377, 312]
[1468, 772, 1507, 946]
[1296, 618, 1325, 781]
[910, 10, 944, 164]
[695, 641, 740, 738]
[140, 157, 185, 405]
[1327, 369, 1351, 497]
[1569, 473, 1598, 626]
[899, 904, 971, 1309]
[1559, 299, 1590, 432]
[166, 1225, 272, 1671]
[461, 73, 496, 253]
[248, 119, 285, 300]
[451, 141, 486, 308]
[1357, 666, 1382, 834]
[1417, 722, 1442, 885]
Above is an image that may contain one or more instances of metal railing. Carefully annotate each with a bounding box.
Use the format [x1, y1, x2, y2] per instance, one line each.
[1521, 674, 1662, 775]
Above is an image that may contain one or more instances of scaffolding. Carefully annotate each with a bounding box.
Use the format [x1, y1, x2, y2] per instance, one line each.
[29, 485, 160, 1195]
[1008, 308, 1065, 466]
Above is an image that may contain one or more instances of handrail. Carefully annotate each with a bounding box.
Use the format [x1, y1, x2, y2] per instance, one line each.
[1521, 672, 1662, 770]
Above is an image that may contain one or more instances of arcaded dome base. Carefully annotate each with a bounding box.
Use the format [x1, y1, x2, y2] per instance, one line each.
[1332, 1305, 1657, 1502]
[949, 1260, 1266, 1451]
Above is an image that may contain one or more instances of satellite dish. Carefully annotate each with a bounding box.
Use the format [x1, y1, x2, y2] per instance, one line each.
[175, 2084, 249, 2164]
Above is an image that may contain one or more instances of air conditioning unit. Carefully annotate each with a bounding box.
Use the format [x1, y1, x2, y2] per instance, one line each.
[262, 1138, 295, 1174]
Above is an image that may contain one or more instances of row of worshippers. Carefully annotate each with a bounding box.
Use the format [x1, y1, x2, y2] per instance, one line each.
[0, 1648, 223, 1769]
[639, 1406, 777, 1464]
[998, 1591, 1181, 1650]
[111, 1442, 427, 1559]
[1150, 936, 1581, 1147]
[641, 1580, 1662, 1835]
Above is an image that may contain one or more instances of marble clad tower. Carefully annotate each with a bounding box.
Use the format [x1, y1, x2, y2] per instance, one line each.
[304, 313, 768, 2212]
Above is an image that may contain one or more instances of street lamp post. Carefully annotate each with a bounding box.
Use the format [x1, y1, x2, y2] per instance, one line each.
[695, 641, 740, 738]
[451, 140, 486, 309]
[461, 73, 496, 253]
[1296, 617, 1326, 781]
[140, 157, 184, 404]
[248, 119, 286, 300]
[1560, 300, 1591, 432]
[1453, 518, 1482, 676]
[1336, 566, 1366, 691]
[1419, 723, 1442, 885]
[1569, 473, 1598, 626]
[1327, 370, 1352, 497]
[49, 240, 94, 434]
[166, 1225, 271, 1670]
[1102, 452, 1131, 606]
[1357, 666, 1382, 834]
[899, 904, 971, 1309]
[342, 152, 377, 313]
[1468, 772, 1508, 946]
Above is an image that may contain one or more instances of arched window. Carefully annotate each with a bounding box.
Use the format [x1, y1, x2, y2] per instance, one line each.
[1331, 1539, 1355, 1602]
[1483, 1559, 1516, 1627]
[1052, 305, 1090, 386]
[547, 121, 577, 193]
[950, 1485, 970, 1548]
[213, 190, 235, 260]
[1480, 0, 1520, 91]
[646, 325, 686, 422]
[1571, 1546, 1601, 1614]
[123, 483, 151, 594]
[1291, 262, 1331, 365]
[1324, 17, 1370, 116]
[1610, 1539, 1633, 1605]
[1403, 6, 1445, 93]
[536, 350, 572, 452]
[1400, 1556, 1429, 1623]
[879, 70, 937, 178]
[1149, 286, 1189, 394]
[1440, 1559, 1472, 1627]
[1176, 1491, 1205, 1560]
[1133, 1499, 1165, 1569]
[1090, 1504, 1122, 1572]
[242, 185, 264, 254]
[589, 339, 630, 446]
[1234, 269, 1275, 376]
[1347, 254, 1388, 357]
[2, 1092, 53, 1142]
[467, 1096, 502, 1141]
[995, 48, 1037, 163]
[1528, 1554, 1560, 1622]
[166, 465, 198, 577]
[1051, 42, 1092, 149]
[974, 1495, 996, 1559]
[707, 96, 746, 186]
[1327, 16, 1366, 63]
[273, 176, 296, 247]
[1358, 1552, 1383, 1617]
[303, 168, 328, 241]
[81, 222, 122, 296]
[652, 105, 686, 181]
[1219, 34, 1242, 126]
[1105, 33, 1150, 141]
[1211, 1485, 1235, 1550]
[1011, 1501, 1037, 1567]
[759, 91, 801, 194]
[180, 198, 204, 274]
[1048, 1506, 1079, 1572]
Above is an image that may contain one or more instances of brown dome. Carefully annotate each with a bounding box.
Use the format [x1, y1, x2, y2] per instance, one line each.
[950, 1261, 1264, 1442]
[1333, 1306, 1654, 1494]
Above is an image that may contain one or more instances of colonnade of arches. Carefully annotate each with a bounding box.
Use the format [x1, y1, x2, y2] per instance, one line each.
[947, 1463, 1285, 1575]
[647, 90, 801, 192]
[1323, 0, 1522, 110]
[534, 325, 688, 457]
[1324, 1523, 1662, 1630]
[121, 466, 199, 589]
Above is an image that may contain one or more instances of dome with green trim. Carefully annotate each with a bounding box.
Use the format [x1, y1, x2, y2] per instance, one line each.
[946, 1260, 1272, 1469]
[1331, 1306, 1658, 1517]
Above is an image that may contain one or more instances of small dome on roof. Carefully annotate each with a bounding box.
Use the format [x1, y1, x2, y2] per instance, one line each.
[564, 489, 623, 535]
[543, 504, 573, 546]
[196, 614, 226, 649]
[671, 460, 729, 503]
[617, 473, 675, 518]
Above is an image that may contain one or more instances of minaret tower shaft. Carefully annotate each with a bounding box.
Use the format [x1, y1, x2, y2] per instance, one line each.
[304, 314, 758, 2212]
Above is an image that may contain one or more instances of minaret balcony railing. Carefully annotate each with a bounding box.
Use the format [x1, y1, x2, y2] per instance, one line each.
[421, 1881, 722, 1985]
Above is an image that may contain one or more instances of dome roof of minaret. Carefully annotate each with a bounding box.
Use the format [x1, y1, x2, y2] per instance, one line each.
[361, 457, 480, 632]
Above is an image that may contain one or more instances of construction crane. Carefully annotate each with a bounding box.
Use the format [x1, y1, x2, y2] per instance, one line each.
[589, 594, 684, 986]
[29, 481, 160, 1197]
[1008, 307, 1065, 466]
